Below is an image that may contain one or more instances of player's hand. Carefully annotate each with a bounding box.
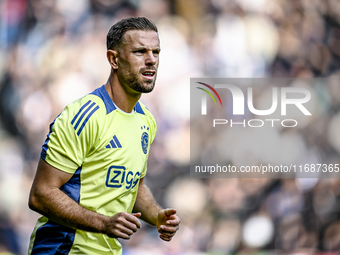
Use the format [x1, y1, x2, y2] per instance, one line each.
[105, 212, 142, 239]
[156, 208, 180, 242]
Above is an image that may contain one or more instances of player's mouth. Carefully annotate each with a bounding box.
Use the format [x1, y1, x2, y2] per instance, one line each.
[142, 70, 156, 80]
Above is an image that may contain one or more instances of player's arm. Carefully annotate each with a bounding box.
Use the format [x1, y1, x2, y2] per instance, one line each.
[29, 157, 141, 239]
[133, 177, 180, 241]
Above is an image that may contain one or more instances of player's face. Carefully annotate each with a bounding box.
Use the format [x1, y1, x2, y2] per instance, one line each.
[117, 30, 160, 94]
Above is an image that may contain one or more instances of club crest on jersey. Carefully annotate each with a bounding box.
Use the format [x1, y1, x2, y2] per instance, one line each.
[141, 126, 149, 154]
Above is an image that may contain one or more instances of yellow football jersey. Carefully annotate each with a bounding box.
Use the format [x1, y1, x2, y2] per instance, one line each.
[29, 85, 157, 255]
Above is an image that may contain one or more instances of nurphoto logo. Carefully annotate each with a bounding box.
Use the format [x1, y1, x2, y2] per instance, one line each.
[190, 78, 331, 179]
[196, 80, 312, 128]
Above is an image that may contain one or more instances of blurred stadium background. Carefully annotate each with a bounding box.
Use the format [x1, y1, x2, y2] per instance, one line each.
[1, 0, 340, 254]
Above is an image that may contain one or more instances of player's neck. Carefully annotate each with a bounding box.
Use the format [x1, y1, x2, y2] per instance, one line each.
[105, 76, 141, 114]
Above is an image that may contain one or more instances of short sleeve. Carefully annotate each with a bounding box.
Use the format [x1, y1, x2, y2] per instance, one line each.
[149, 114, 157, 145]
[41, 98, 100, 174]
[140, 107, 157, 179]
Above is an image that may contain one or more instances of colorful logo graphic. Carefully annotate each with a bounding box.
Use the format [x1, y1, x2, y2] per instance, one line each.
[196, 82, 223, 106]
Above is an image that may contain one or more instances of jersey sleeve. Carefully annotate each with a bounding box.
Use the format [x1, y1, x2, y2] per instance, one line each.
[149, 113, 157, 146]
[140, 104, 157, 179]
[41, 97, 101, 174]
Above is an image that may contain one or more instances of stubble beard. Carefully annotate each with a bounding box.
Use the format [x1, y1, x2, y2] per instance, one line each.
[120, 71, 156, 94]
[131, 78, 156, 93]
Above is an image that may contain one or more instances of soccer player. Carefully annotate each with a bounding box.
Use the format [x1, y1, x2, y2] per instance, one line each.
[28, 17, 180, 254]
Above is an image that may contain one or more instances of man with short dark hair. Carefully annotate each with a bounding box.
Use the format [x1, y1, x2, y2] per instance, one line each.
[28, 17, 180, 254]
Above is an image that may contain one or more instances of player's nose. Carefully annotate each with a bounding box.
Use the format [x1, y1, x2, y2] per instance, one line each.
[145, 51, 157, 65]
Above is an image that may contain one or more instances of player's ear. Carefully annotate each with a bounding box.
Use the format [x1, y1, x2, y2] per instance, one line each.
[107, 49, 119, 70]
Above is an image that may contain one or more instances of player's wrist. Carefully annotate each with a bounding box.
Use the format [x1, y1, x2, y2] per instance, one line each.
[155, 208, 165, 226]
[97, 214, 111, 234]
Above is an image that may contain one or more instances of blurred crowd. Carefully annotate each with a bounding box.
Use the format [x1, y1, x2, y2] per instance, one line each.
[1, 0, 340, 254]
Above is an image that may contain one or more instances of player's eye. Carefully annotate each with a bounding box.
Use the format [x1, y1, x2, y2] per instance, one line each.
[134, 49, 146, 54]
